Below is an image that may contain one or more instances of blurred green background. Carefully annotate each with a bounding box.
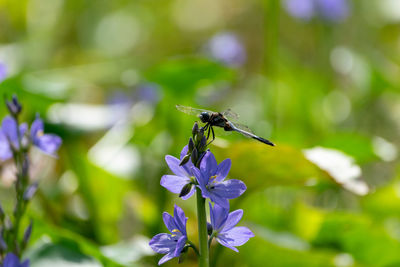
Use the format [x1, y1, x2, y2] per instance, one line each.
[1, 0, 400, 266]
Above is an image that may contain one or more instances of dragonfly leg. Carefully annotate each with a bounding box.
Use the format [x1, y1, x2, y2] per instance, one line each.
[206, 126, 215, 146]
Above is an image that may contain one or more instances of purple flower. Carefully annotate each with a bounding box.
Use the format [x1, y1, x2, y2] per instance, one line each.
[315, 0, 349, 22]
[0, 63, 7, 83]
[207, 33, 246, 66]
[0, 116, 28, 161]
[135, 83, 161, 105]
[1, 253, 29, 267]
[160, 146, 196, 200]
[284, 0, 315, 20]
[284, 0, 349, 22]
[149, 205, 188, 265]
[191, 152, 246, 208]
[30, 115, 62, 156]
[209, 203, 254, 252]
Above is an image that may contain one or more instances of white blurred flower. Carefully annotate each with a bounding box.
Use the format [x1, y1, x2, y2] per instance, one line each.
[303, 146, 369, 195]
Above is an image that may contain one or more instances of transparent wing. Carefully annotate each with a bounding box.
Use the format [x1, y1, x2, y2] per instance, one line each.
[176, 105, 214, 117]
[230, 122, 254, 134]
[222, 108, 240, 121]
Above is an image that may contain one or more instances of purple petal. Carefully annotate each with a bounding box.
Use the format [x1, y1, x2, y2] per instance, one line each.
[192, 167, 207, 188]
[216, 158, 231, 182]
[21, 259, 30, 267]
[35, 134, 62, 155]
[30, 115, 43, 141]
[0, 131, 12, 160]
[222, 209, 243, 232]
[173, 205, 187, 235]
[200, 152, 217, 178]
[210, 194, 229, 209]
[212, 179, 247, 199]
[210, 203, 229, 231]
[165, 155, 189, 177]
[209, 202, 215, 229]
[215, 237, 239, 252]
[284, 0, 315, 20]
[181, 187, 195, 200]
[179, 145, 189, 161]
[173, 235, 187, 257]
[160, 175, 190, 194]
[219, 226, 255, 247]
[162, 212, 177, 233]
[149, 233, 176, 254]
[197, 183, 212, 199]
[158, 252, 174, 265]
[3, 253, 20, 267]
[2, 116, 18, 146]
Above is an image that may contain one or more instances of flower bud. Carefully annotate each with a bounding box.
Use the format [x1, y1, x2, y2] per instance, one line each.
[23, 183, 38, 201]
[0, 203, 4, 221]
[22, 156, 29, 178]
[0, 234, 7, 252]
[23, 220, 33, 247]
[192, 122, 199, 136]
[6, 95, 22, 117]
[200, 136, 207, 149]
[179, 154, 191, 166]
[188, 138, 194, 153]
[191, 147, 198, 165]
[207, 222, 213, 235]
[179, 183, 192, 198]
[196, 127, 205, 143]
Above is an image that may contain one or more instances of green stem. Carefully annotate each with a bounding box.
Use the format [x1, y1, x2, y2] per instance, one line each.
[208, 232, 216, 249]
[196, 190, 209, 267]
[187, 240, 200, 256]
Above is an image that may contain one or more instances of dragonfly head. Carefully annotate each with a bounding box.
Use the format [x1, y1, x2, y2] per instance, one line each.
[199, 112, 210, 123]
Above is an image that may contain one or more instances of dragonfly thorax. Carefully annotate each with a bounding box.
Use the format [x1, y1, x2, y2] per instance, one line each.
[199, 112, 210, 123]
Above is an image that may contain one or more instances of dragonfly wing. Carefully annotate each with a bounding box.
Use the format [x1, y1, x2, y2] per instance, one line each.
[175, 105, 214, 117]
[230, 122, 254, 134]
[222, 108, 240, 121]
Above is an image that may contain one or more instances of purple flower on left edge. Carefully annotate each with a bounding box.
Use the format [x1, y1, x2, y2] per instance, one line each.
[192, 151, 246, 208]
[0, 63, 7, 83]
[160, 146, 196, 200]
[209, 203, 254, 252]
[30, 115, 62, 156]
[149, 205, 188, 265]
[0, 116, 28, 161]
[1, 253, 29, 267]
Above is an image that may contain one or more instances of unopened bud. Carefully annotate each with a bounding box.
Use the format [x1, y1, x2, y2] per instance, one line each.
[196, 128, 205, 143]
[22, 156, 29, 177]
[23, 220, 33, 247]
[192, 122, 199, 136]
[200, 136, 207, 149]
[191, 148, 198, 165]
[188, 138, 194, 153]
[179, 154, 191, 166]
[207, 222, 213, 235]
[179, 183, 192, 198]
[0, 203, 4, 221]
[5, 95, 22, 116]
[23, 183, 38, 201]
[0, 234, 7, 251]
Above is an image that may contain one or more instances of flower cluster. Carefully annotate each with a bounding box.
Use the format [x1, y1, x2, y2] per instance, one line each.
[0, 95, 61, 265]
[284, 0, 350, 22]
[150, 122, 254, 265]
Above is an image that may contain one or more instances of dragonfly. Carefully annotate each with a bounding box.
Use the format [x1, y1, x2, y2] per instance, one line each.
[176, 105, 274, 146]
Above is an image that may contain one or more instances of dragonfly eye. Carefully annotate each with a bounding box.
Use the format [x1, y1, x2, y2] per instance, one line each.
[199, 112, 210, 123]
